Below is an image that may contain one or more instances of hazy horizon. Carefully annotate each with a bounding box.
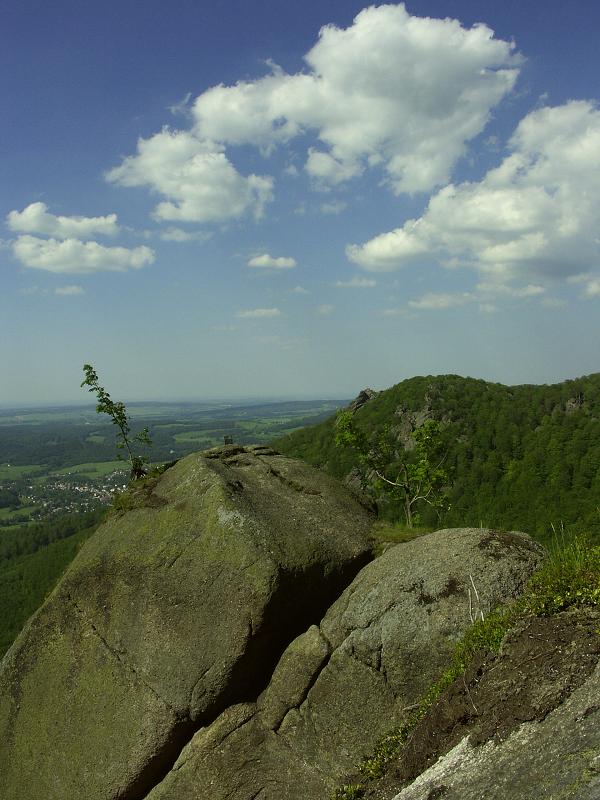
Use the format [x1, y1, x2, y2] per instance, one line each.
[3, 366, 599, 412]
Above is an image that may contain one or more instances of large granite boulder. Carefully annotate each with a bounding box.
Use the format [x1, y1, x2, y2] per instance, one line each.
[0, 445, 374, 800]
[145, 528, 545, 799]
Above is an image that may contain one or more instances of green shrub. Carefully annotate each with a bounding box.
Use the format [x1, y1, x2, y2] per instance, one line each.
[331, 784, 365, 799]
[523, 537, 600, 615]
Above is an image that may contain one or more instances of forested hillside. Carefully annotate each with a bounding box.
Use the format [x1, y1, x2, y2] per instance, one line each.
[0, 510, 104, 657]
[273, 374, 600, 544]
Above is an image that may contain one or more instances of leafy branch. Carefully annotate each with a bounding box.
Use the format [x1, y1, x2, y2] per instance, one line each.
[81, 364, 151, 481]
[335, 411, 450, 527]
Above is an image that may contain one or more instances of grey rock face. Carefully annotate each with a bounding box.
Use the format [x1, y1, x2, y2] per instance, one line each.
[392, 659, 600, 800]
[347, 388, 378, 413]
[147, 528, 544, 800]
[0, 446, 373, 800]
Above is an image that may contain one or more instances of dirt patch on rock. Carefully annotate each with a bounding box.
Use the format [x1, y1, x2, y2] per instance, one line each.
[477, 530, 542, 562]
[363, 608, 600, 799]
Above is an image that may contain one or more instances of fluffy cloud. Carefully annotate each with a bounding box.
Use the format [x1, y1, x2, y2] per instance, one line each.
[106, 128, 273, 224]
[583, 278, 600, 297]
[192, 4, 519, 192]
[349, 101, 600, 285]
[54, 285, 84, 295]
[247, 253, 297, 270]
[335, 276, 376, 288]
[235, 307, 282, 318]
[408, 292, 473, 310]
[7, 202, 118, 238]
[320, 200, 348, 215]
[13, 236, 155, 274]
[475, 282, 545, 298]
[159, 227, 211, 242]
[383, 280, 546, 315]
[316, 304, 334, 315]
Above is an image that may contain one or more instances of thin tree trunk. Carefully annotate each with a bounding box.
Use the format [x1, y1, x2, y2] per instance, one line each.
[405, 498, 413, 528]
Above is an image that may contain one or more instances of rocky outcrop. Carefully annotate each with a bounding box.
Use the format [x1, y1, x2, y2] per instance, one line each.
[390, 609, 600, 800]
[347, 388, 378, 413]
[0, 445, 374, 800]
[144, 528, 544, 800]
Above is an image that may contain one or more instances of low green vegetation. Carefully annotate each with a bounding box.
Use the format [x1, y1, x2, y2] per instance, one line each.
[0, 464, 45, 480]
[370, 521, 434, 554]
[0, 504, 39, 521]
[109, 461, 176, 516]
[332, 534, 600, 799]
[85, 433, 106, 444]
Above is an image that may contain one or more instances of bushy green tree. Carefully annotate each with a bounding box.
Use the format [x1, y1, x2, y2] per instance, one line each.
[81, 364, 151, 480]
[335, 411, 449, 527]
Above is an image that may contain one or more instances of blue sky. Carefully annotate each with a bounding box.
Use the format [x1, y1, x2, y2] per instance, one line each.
[2, 0, 600, 405]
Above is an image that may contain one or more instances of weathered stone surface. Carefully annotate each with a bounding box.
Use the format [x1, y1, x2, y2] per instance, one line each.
[275, 528, 545, 780]
[0, 445, 373, 800]
[146, 704, 329, 800]
[147, 528, 544, 800]
[393, 652, 600, 800]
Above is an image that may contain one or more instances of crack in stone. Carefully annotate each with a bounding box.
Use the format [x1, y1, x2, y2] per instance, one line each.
[256, 457, 322, 496]
[68, 593, 181, 720]
[273, 630, 333, 734]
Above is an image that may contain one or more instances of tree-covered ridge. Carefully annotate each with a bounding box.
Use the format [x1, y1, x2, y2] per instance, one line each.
[0, 511, 104, 658]
[0, 508, 105, 566]
[273, 373, 600, 544]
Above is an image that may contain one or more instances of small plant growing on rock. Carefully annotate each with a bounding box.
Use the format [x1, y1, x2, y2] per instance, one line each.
[81, 363, 152, 480]
[332, 784, 365, 800]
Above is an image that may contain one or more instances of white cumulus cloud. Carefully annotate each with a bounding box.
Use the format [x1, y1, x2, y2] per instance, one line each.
[409, 292, 474, 310]
[159, 227, 211, 242]
[235, 307, 282, 318]
[583, 278, 600, 297]
[7, 202, 119, 239]
[192, 4, 519, 193]
[320, 200, 348, 215]
[54, 285, 85, 295]
[247, 253, 297, 270]
[335, 276, 376, 288]
[106, 128, 273, 224]
[316, 304, 334, 315]
[13, 235, 155, 274]
[348, 101, 600, 286]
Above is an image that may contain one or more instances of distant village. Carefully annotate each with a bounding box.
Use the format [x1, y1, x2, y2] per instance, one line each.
[0, 469, 128, 526]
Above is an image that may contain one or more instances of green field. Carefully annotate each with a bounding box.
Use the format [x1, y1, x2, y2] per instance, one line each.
[173, 430, 213, 442]
[0, 464, 45, 480]
[51, 461, 127, 478]
[85, 434, 106, 444]
[0, 505, 40, 521]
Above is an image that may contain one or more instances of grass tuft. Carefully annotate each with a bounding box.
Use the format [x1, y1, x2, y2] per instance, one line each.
[331, 784, 365, 799]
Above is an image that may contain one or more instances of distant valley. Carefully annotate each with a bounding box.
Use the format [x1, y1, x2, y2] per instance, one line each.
[0, 398, 343, 528]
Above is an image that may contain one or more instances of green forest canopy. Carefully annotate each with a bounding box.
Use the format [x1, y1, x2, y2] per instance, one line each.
[273, 373, 600, 545]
